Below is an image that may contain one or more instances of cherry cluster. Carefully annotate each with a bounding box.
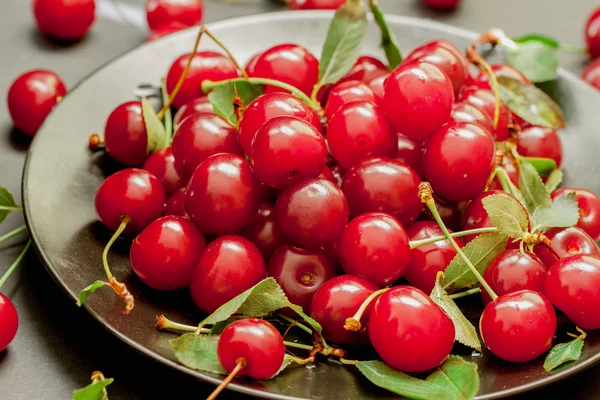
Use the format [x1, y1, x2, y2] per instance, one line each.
[582, 7, 600, 89]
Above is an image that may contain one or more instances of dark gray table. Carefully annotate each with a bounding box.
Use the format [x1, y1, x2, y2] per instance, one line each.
[0, 0, 597, 398]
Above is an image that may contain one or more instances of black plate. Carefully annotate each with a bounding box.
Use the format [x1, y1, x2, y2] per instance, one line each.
[22, 10, 600, 399]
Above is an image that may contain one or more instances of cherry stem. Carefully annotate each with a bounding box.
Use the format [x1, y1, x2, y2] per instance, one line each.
[155, 315, 210, 334]
[277, 313, 314, 336]
[567, 326, 587, 340]
[409, 227, 497, 249]
[0, 224, 27, 244]
[344, 288, 389, 332]
[102, 216, 134, 314]
[448, 287, 481, 300]
[419, 182, 498, 301]
[88, 133, 105, 151]
[206, 358, 246, 400]
[339, 358, 358, 366]
[0, 239, 31, 290]
[283, 341, 314, 351]
[494, 166, 521, 200]
[0, 206, 22, 212]
[203, 29, 248, 79]
[470, 52, 500, 128]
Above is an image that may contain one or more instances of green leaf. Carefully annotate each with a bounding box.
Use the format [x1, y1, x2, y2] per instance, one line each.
[441, 233, 508, 292]
[532, 192, 580, 231]
[545, 169, 563, 193]
[160, 80, 173, 144]
[512, 34, 560, 49]
[142, 97, 167, 154]
[497, 76, 565, 129]
[430, 276, 482, 352]
[209, 319, 236, 335]
[288, 303, 323, 333]
[506, 40, 558, 82]
[519, 160, 551, 215]
[544, 336, 585, 371]
[207, 81, 265, 125]
[271, 356, 294, 378]
[72, 378, 113, 400]
[316, 0, 367, 88]
[0, 185, 19, 224]
[425, 356, 480, 400]
[76, 281, 105, 307]
[519, 156, 556, 177]
[369, 0, 401, 68]
[170, 333, 226, 375]
[482, 194, 529, 239]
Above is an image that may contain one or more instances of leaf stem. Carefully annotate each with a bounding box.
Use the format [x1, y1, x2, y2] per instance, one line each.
[339, 358, 358, 365]
[206, 359, 245, 400]
[0, 239, 31, 290]
[447, 287, 481, 300]
[344, 288, 389, 331]
[495, 166, 521, 200]
[0, 206, 22, 211]
[0, 224, 27, 244]
[283, 341, 314, 351]
[203, 29, 248, 79]
[409, 227, 497, 249]
[155, 315, 210, 334]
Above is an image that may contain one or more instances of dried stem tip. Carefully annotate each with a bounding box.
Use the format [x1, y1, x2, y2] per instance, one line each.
[418, 182, 433, 203]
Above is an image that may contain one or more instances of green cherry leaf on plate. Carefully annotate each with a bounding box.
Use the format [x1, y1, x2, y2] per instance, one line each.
[369, 0, 402, 68]
[482, 194, 529, 239]
[544, 328, 587, 372]
[545, 169, 563, 193]
[170, 333, 226, 375]
[72, 373, 113, 400]
[0, 185, 20, 224]
[512, 33, 560, 49]
[76, 280, 106, 307]
[532, 192, 580, 232]
[518, 156, 556, 177]
[519, 160, 551, 215]
[207, 81, 265, 125]
[142, 97, 167, 154]
[425, 356, 480, 400]
[506, 38, 558, 83]
[496, 76, 565, 130]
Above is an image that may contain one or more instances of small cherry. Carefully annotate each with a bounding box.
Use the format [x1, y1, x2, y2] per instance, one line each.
[7, 70, 67, 137]
[146, 0, 203, 31]
[288, 0, 345, 9]
[0, 293, 18, 352]
[585, 7, 600, 58]
[552, 188, 600, 241]
[421, 0, 461, 10]
[459, 87, 510, 141]
[461, 191, 518, 243]
[517, 126, 563, 168]
[103, 101, 148, 166]
[143, 147, 186, 195]
[163, 187, 187, 217]
[242, 203, 289, 260]
[582, 58, 600, 90]
[324, 80, 376, 119]
[534, 227, 600, 269]
[395, 133, 424, 177]
[189, 235, 266, 313]
[33, 0, 95, 40]
[340, 55, 389, 84]
[451, 101, 495, 136]
[173, 96, 214, 128]
[147, 22, 188, 42]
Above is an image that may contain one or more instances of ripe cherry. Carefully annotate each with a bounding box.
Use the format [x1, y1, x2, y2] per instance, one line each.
[239, 92, 321, 158]
[552, 188, 600, 241]
[383, 60, 454, 139]
[459, 87, 510, 141]
[173, 96, 214, 128]
[288, 0, 345, 9]
[366, 73, 389, 109]
[130, 216, 206, 290]
[33, 0, 95, 40]
[324, 80, 376, 119]
[249, 44, 319, 96]
[517, 126, 563, 168]
[0, 293, 18, 352]
[339, 213, 410, 287]
[423, 122, 495, 202]
[341, 56, 389, 84]
[395, 133, 424, 177]
[190, 235, 266, 313]
[252, 116, 327, 189]
[480, 290, 556, 363]
[451, 101, 495, 136]
[242, 203, 289, 260]
[319, 166, 336, 183]
[369, 286, 455, 373]
[534, 227, 600, 269]
[143, 147, 186, 195]
[585, 7, 600, 58]
[421, 0, 461, 10]
[147, 22, 188, 42]
[146, 0, 203, 31]
[310, 275, 378, 345]
[171, 112, 243, 178]
[7, 70, 67, 137]
[582, 58, 600, 90]
[327, 101, 398, 168]
[276, 178, 348, 249]
[163, 187, 186, 217]
[95, 168, 166, 233]
[268, 245, 337, 311]
[166, 51, 239, 108]
[461, 190, 518, 243]
[342, 157, 422, 226]
[185, 153, 261, 235]
[405, 221, 463, 293]
[103, 101, 148, 166]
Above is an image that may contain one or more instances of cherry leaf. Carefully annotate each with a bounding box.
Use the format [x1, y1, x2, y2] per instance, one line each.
[207, 81, 265, 126]
[519, 160, 551, 215]
[369, 0, 402, 68]
[441, 232, 508, 292]
[209, 319, 236, 335]
[482, 194, 529, 239]
[72, 377, 113, 400]
[512, 34, 560, 49]
[532, 192, 580, 231]
[506, 40, 558, 82]
[142, 97, 167, 154]
[544, 336, 585, 371]
[76, 280, 106, 307]
[430, 274, 482, 352]
[170, 333, 226, 375]
[0, 185, 19, 224]
[497, 76, 565, 130]
[425, 356, 480, 400]
[545, 169, 564, 193]
[518, 156, 556, 177]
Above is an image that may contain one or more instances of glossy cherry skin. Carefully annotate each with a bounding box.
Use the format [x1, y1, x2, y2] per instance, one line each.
[369, 286, 455, 372]
[342, 157, 422, 226]
[103, 101, 148, 166]
[582, 58, 600, 90]
[421, 0, 461, 9]
[268, 245, 337, 311]
[585, 8, 600, 58]
[147, 22, 188, 41]
[190, 235, 266, 313]
[480, 290, 556, 363]
[276, 178, 349, 249]
[339, 213, 410, 287]
[0, 293, 18, 352]
[405, 221, 463, 293]
[252, 116, 327, 189]
[459, 87, 510, 141]
[146, 0, 203, 30]
[142, 147, 186, 195]
[185, 153, 261, 235]
[517, 126, 563, 168]
[395, 133, 424, 177]
[325, 80, 376, 119]
[341, 56, 389, 84]
[33, 0, 95, 40]
[173, 96, 214, 128]
[288, 0, 345, 9]
[451, 101, 495, 136]
[163, 187, 186, 217]
[534, 227, 600, 269]
[319, 166, 336, 183]
[249, 44, 319, 96]
[7, 70, 67, 137]
[166, 51, 239, 109]
[366, 73, 388, 109]
[383, 60, 454, 139]
[242, 203, 289, 260]
[130, 216, 206, 290]
[423, 122, 495, 202]
[239, 92, 321, 158]
[330, 164, 346, 187]
[310, 275, 378, 345]
[218, 319, 285, 379]
[481, 250, 547, 305]
[404, 41, 466, 94]
[95, 168, 166, 233]
[171, 112, 243, 178]
[552, 188, 600, 241]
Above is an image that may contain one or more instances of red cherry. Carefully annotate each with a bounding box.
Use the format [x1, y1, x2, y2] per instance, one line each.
[534, 227, 600, 269]
[143, 147, 186, 195]
[276, 178, 348, 249]
[130, 216, 206, 290]
[185, 153, 261, 235]
[190, 235, 266, 313]
[33, 0, 95, 40]
[369, 286, 455, 372]
[268, 245, 337, 311]
[585, 7, 600, 58]
[310, 275, 378, 345]
[239, 92, 321, 158]
[217, 319, 285, 379]
[163, 187, 186, 217]
[242, 203, 289, 260]
[517, 126, 563, 168]
[147, 22, 188, 42]
[341, 56, 389, 84]
[166, 51, 239, 109]
[459, 87, 510, 141]
[423, 122, 495, 202]
[324, 80, 376, 119]
[461, 191, 519, 243]
[146, 0, 203, 31]
[552, 188, 600, 241]
[421, 0, 461, 10]
[395, 133, 424, 177]
[103, 101, 148, 166]
[582, 58, 600, 90]
[7, 70, 67, 137]
[488, 155, 519, 191]
[171, 112, 243, 178]
[173, 97, 214, 128]
[319, 166, 336, 183]
[451, 101, 495, 136]
[0, 293, 18, 352]
[95, 168, 166, 233]
[249, 44, 319, 96]
[405, 221, 463, 293]
[420, 195, 462, 231]
[366, 72, 388, 109]
[342, 157, 422, 226]
[288, 0, 345, 9]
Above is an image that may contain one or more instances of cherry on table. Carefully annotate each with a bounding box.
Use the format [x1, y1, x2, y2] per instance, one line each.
[143, 147, 186, 195]
[552, 188, 600, 241]
[242, 203, 289, 260]
[324, 80, 376, 119]
[33, 0, 95, 40]
[173, 96, 214, 128]
[163, 187, 187, 217]
[459, 87, 510, 141]
[534, 226, 600, 268]
[461, 190, 518, 243]
[288, 0, 345, 9]
[146, 0, 203, 31]
[340, 55, 389, 84]
[517, 126, 563, 168]
[582, 58, 600, 90]
[421, 0, 461, 10]
[0, 293, 18, 352]
[103, 101, 148, 166]
[585, 7, 600, 58]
